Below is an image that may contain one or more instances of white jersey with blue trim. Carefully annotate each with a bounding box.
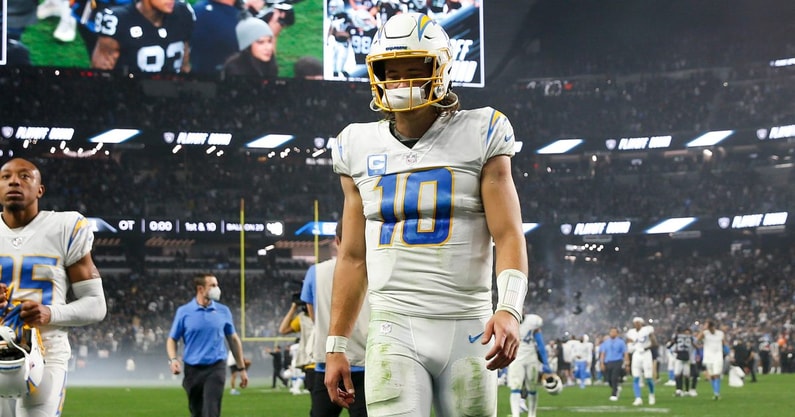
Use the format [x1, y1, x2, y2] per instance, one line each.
[0, 210, 94, 363]
[332, 107, 516, 319]
[627, 325, 654, 354]
[516, 320, 541, 363]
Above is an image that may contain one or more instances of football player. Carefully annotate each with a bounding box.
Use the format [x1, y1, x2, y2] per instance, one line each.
[671, 326, 695, 396]
[327, 0, 354, 78]
[91, 0, 196, 73]
[0, 158, 107, 416]
[507, 314, 554, 417]
[325, 13, 528, 415]
[626, 317, 657, 406]
[696, 320, 727, 400]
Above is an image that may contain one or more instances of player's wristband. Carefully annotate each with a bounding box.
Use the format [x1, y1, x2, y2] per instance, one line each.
[326, 336, 349, 353]
[495, 269, 528, 323]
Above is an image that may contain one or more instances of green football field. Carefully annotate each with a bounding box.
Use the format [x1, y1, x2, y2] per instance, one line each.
[23, 0, 324, 77]
[61, 374, 794, 416]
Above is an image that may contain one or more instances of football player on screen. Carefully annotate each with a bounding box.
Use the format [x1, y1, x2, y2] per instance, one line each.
[626, 317, 657, 406]
[91, 0, 196, 73]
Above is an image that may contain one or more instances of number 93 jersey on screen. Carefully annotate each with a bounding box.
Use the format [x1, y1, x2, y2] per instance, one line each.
[94, 1, 195, 73]
[331, 108, 516, 319]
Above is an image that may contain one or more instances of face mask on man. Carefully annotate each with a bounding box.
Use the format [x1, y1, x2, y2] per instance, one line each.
[207, 286, 221, 301]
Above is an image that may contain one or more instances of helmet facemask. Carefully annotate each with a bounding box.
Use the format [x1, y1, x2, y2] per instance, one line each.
[366, 13, 454, 113]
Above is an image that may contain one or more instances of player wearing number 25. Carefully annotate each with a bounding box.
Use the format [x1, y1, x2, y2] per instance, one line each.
[91, 0, 195, 73]
[0, 158, 107, 416]
[325, 13, 528, 417]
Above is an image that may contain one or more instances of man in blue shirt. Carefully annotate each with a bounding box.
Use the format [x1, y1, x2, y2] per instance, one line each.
[599, 326, 628, 401]
[167, 273, 248, 417]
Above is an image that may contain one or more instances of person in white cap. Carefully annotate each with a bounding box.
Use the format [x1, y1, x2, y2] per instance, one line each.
[626, 317, 657, 406]
[223, 17, 278, 77]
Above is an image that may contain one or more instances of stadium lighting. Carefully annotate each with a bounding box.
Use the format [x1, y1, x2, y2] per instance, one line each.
[246, 134, 294, 149]
[88, 128, 141, 144]
[536, 139, 583, 154]
[522, 223, 539, 234]
[644, 217, 697, 234]
[685, 130, 733, 147]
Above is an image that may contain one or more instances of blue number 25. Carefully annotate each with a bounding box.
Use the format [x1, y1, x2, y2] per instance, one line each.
[0, 256, 57, 305]
[376, 168, 454, 246]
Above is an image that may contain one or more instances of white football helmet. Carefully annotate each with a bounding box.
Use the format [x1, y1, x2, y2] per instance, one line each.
[366, 13, 453, 112]
[523, 314, 543, 331]
[328, 0, 345, 16]
[543, 374, 563, 395]
[0, 326, 44, 398]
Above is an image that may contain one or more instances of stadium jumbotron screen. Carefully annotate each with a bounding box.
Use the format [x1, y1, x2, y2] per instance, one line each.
[4, 0, 484, 85]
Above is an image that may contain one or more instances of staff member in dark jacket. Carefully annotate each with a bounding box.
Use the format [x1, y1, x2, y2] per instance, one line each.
[223, 17, 278, 77]
[167, 273, 248, 417]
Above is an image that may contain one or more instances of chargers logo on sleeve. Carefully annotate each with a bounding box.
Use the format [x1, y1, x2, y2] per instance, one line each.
[367, 154, 387, 176]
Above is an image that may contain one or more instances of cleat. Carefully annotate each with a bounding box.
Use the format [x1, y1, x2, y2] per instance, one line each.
[53, 16, 77, 42]
[632, 398, 643, 406]
[649, 394, 656, 405]
[609, 396, 618, 401]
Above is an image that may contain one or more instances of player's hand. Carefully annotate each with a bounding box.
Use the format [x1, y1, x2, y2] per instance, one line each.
[239, 369, 249, 388]
[483, 310, 520, 370]
[325, 352, 355, 408]
[19, 301, 51, 326]
[0, 283, 7, 309]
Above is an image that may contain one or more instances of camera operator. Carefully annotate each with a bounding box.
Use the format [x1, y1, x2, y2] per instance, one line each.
[278, 292, 314, 395]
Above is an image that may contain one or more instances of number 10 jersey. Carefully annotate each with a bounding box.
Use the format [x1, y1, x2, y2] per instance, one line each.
[332, 107, 517, 319]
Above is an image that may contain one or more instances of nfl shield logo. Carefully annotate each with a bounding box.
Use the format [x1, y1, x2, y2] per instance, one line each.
[756, 129, 768, 140]
[163, 132, 176, 144]
[1, 127, 13, 139]
[605, 139, 617, 150]
[717, 217, 730, 229]
[560, 224, 572, 235]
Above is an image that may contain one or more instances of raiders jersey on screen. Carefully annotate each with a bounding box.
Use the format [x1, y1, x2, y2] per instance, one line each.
[0, 211, 94, 363]
[95, 2, 195, 72]
[332, 108, 516, 319]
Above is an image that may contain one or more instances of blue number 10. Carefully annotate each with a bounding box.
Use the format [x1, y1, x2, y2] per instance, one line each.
[376, 168, 454, 246]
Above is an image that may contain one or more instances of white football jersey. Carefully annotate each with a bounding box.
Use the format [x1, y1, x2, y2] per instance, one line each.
[312, 258, 370, 367]
[702, 329, 725, 362]
[627, 325, 655, 354]
[332, 107, 516, 319]
[516, 319, 541, 363]
[0, 211, 94, 364]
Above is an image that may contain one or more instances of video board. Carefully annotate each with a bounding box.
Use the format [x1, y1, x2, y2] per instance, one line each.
[3, 0, 485, 85]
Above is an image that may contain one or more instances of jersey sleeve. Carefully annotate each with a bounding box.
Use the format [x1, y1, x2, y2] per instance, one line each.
[331, 125, 353, 176]
[64, 212, 94, 267]
[483, 108, 516, 161]
[300, 265, 316, 306]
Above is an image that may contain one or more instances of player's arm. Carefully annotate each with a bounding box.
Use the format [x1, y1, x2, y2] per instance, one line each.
[325, 174, 367, 408]
[534, 330, 554, 376]
[91, 35, 121, 70]
[278, 302, 299, 335]
[20, 253, 107, 327]
[226, 332, 248, 388]
[481, 154, 528, 370]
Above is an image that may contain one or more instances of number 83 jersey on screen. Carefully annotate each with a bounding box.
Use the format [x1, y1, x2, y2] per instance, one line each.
[331, 107, 516, 319]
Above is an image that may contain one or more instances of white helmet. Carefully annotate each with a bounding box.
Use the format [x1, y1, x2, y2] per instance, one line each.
[366, 13, 453, 112]
[0, 326, 44, 398]
[543, 374, 563, 395]
[328, 0, 345, 16]
[523, 314, 543, 331]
